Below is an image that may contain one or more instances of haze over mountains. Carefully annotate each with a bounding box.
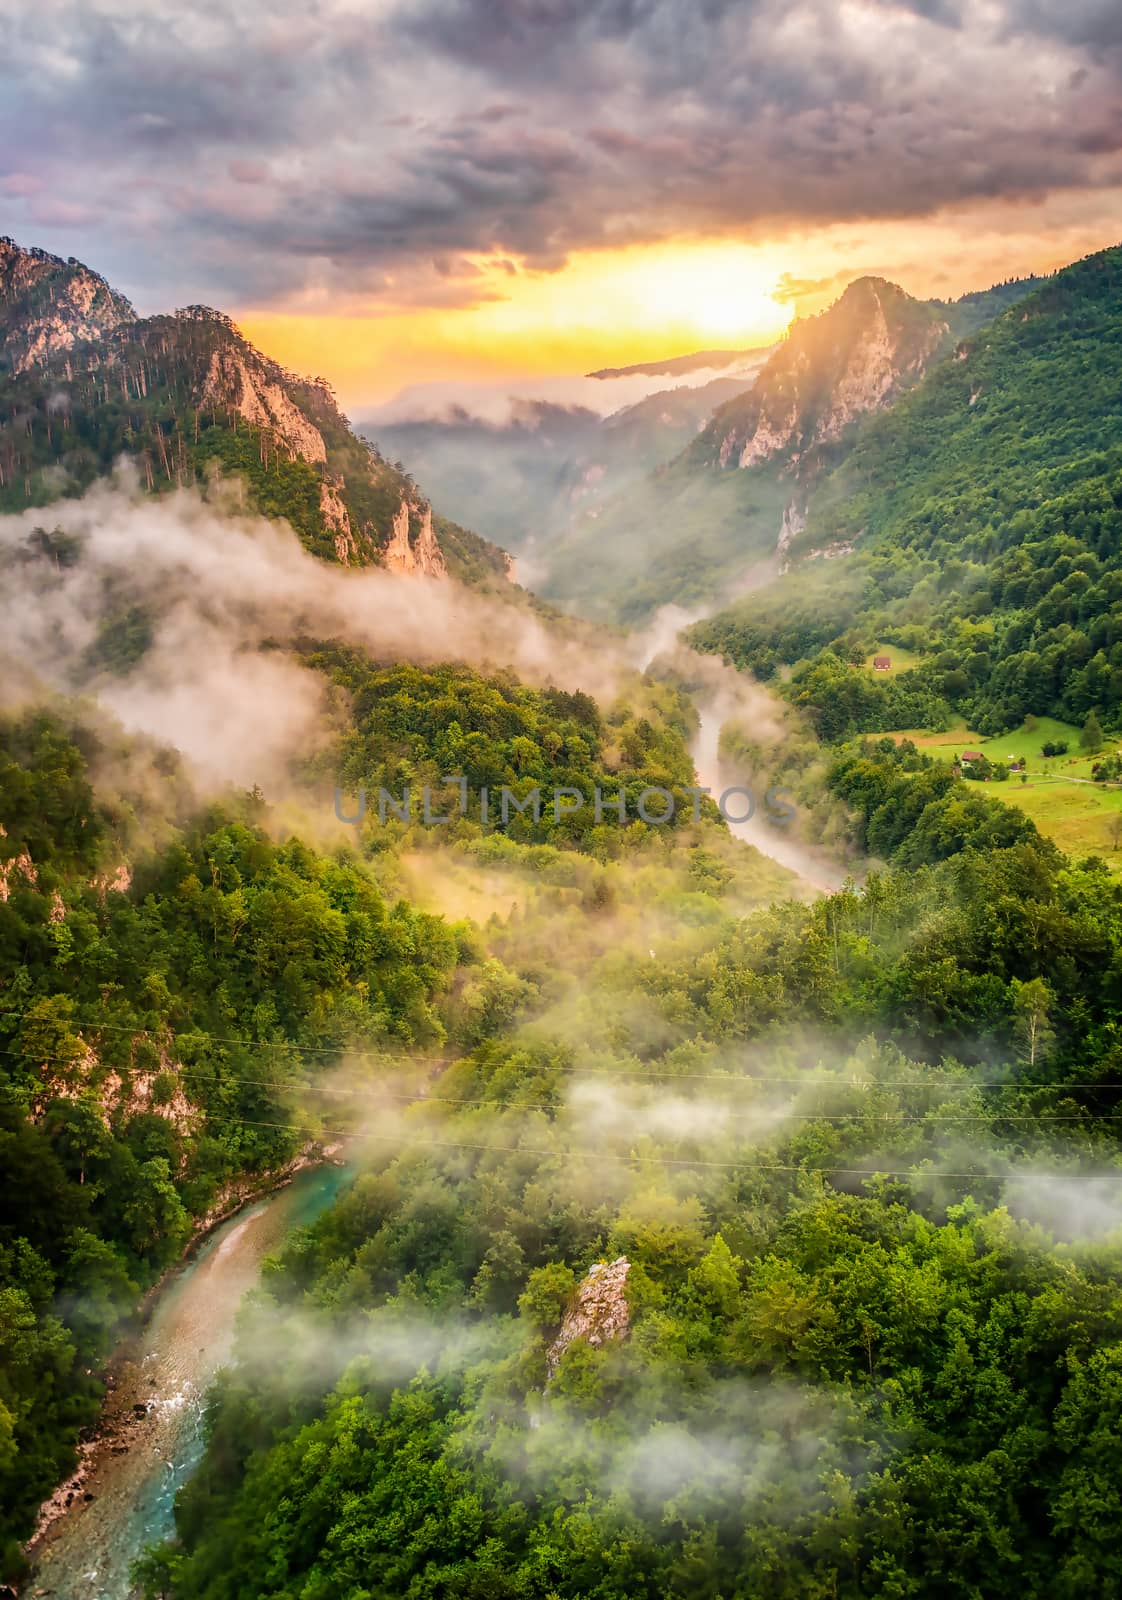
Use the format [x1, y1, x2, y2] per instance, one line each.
[0, 229, 1101, 672]
[361, 353, 770, 570]
[4, 225, 1122, 1600]
[352, 268, 1051, 620]
[510, 272, 1049, 620]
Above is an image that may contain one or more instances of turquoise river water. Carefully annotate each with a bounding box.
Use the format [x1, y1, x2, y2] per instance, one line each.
[28, 1161, 353, 1599]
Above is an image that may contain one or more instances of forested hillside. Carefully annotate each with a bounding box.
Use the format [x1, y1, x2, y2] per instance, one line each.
[308, 647, 704, 849]
[692, 247, 1122, 738]
[0, 653, 777, 1571]
[138, 744, 1122, 1599]
[0, 709, 467, 1568]
[0, 240, 509, 586]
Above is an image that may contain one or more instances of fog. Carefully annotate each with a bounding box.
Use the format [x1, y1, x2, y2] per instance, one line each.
[363, 360, 761, 429]
[0, 470, 643, 792]
[0, 465, 844, 902]
[1002, 1169, 1122, 1242]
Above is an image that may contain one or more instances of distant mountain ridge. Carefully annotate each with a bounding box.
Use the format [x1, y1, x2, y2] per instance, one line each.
[0, 238, 510, 585]
[363, 358, 770, 557]
[587, 345, 772, 380]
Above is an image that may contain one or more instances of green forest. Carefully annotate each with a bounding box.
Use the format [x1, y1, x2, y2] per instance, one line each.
[136, 760, 1122, 1599]
[691, 252, 1122, 741]
[4, 228, 1122, 1600]
[0, 657, 768, 1574]
[10, 698, 1122, 1598]
[0, 710, 463, 1565]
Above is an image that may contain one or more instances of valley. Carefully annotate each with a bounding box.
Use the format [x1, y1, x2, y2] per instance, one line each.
[2, 224, 1122, 1600]
[27, 1162, 352, 1600]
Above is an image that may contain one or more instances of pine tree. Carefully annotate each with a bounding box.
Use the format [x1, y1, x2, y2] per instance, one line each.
[1082, 709, 1104, 753]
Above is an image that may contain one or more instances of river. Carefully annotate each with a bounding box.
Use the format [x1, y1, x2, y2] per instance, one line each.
[690, 702, 848, 896]
[27, 1161, 353, 1600]
[633, 605, 848, 897]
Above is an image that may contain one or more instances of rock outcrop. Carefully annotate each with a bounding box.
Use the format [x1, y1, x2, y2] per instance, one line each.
[318, 474, 357, 563]
[382, 497, 446, 577]
[546, 1256, 630, 1378]
[200, 346, 328, 464]
[0, 821, 39, 900]
[91, 862, 133, 902]
[0, 237, 134, 374]
[696, 278, 950, 482]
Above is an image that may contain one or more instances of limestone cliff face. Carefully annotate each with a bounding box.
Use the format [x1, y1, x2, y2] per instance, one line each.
[33, 1036, 199, 1136]
[0, 236, 134, 374]
[776, 499, 807, 562]
[382, 497, 447, 577]
[0, 238, 510, 582]
[91, 862, 133, 901]
[0, 821, 38, 901]
[697, 278, 950, 480]
[546, 1256, 630, 1379]
[318, 475, 358, 563]
[200, 346, 328, 464]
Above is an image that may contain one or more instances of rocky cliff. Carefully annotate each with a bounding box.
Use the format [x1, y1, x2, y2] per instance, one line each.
[692, 278, 951, 481]
[0, 237, 135, 375]
[546, 1256, 630, 1378]
[0, 238, 507, 584]
[382, 497, 446, 577]
[533, 277, 965, 622]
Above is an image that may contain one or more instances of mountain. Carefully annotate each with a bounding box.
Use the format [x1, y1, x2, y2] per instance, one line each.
[687, 278, 950, 479]
[0, 238, 135, 374]
[363, 363, 766, 562]
[367, 279, 1039, 612]
[691, 245, 1122, 735]
[532, 274, 1050, 622]
[0, 238, 510, 586]
[587, 343, 771, 379]
[534, 276, 984, 621]
[586, 368, 768, 480]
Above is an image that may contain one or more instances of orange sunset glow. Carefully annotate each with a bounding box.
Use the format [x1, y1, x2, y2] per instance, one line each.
[234, 199, 1122, 408]
[7, 0, 1122, 1590]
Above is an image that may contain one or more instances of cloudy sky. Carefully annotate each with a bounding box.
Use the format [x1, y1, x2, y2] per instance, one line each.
[3, 0, 1121, 404]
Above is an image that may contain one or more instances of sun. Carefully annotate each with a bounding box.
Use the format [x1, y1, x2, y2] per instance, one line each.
[240, 237, 796, 404]
[449, 238, 795, 363]
[625, 243, 794, 345]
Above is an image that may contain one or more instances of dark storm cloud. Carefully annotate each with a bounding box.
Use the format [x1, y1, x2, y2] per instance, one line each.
[1017, 0, 1122, 53]
[1, 0, 1120, 309]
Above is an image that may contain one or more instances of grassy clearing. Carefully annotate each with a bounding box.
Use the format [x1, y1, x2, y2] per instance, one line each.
[888, 717, 978, 751]
[986, 777, 1122, 873]
[863, 644, 922, 675]
[882, 715, 1122, 870]
[977, 717, 1083, 764]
